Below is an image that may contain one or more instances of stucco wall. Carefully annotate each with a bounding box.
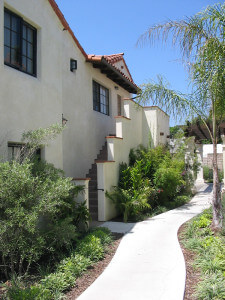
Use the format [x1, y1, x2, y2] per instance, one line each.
[60, 28, 131, 177]
[0, 0, 131, 177]
[142, 106, 169, 147]
[0, 0, 64, 168]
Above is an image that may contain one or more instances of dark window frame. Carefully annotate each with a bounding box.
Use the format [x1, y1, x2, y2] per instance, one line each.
[4, 8, 37, 77]
[8, 142, 41, 162]
[93, 81, 109, 116]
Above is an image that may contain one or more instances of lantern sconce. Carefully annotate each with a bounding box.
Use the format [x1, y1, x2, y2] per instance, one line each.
[70, 59, 77, 72]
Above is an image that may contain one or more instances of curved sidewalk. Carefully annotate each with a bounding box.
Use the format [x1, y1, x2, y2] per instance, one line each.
[78, 184, 212, 300]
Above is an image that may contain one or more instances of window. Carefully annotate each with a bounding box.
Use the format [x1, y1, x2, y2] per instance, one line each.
[8, 142, 24, 162]
[117, 95, 122, 116]
[4, 8, 37, 76]
[8, 142, 41, 162]
[93, 81, 109, 115]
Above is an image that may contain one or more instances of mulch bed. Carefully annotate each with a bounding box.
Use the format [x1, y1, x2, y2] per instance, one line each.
[177, 223, 202, 300]
[66, 232, 123, 299]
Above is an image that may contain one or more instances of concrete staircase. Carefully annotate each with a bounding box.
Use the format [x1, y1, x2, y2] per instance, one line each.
[86, 142, 108, 220]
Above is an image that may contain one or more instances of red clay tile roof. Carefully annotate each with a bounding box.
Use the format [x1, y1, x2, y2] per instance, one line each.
[47, 0, 138, 92]
[86, 54, 139, 93]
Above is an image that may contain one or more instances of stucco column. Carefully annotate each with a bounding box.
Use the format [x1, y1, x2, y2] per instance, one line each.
[221, 135, 225, 185]
[195, 144, 204, 184]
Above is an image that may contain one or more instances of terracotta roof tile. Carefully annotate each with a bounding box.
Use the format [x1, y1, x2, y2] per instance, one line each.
[86, 54, 138, 89]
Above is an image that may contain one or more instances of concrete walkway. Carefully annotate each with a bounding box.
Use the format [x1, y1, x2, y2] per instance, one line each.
[77, 184, 212, 300]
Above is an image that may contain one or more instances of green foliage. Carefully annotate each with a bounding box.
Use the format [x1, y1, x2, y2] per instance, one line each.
[108, 144, 194, 222]
[20, 124, 64, 162]
[154, 164, 185, 201]
[170, 125, 183, 138]
[41, 271, 74, 294]
[76, 235, 104, 261]
[0, 159, 83, 279]
[106, 186, 151, 223]
[90, 228, 113, 245]
[6, 283, 52, 300]
[57, 254, 91, 278]
[196, 272, 225, 300]
[181, 201, 225, 299]
[73, 201, 91, 229]
[203, 165, 223, 183]
[5, 228, 113, 299]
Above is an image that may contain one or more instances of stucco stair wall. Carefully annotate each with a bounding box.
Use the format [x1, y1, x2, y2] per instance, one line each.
[86, 142, 108, 220]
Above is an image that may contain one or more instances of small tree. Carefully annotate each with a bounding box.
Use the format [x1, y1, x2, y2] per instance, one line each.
[137, 3, 225, 230]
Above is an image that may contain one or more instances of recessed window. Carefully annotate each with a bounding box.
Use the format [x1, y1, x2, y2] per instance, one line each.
[4, 8, 37, 76]
[93, 81, 109, 116]
[117, 95, 122, 116]
[8, 142, 41, 162]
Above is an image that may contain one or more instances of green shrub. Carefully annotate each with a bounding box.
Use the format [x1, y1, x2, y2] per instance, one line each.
[90, 228, 113, 245]
[106, 186, 151, 222]
[193, 215, 212, 228]
[203, 165, 223, 183]
[57, 254, 91, 277]
[203, 166, 213, 182]
[40, 271, 74, 293]
[6, 284, 52, 300]
[154, 166, 185, 202]
[76, 235, 104, 261]
[0, 160, 80, 278]
[174, 195, 190, 206]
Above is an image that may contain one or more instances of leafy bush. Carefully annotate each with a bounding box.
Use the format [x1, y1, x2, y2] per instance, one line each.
[6, 284, 52, 300]
[0, 160, 82, 279]
[76, 235, 104, 261]
[106, 186, 151, 222]
[90, 228, 113, 245]
[154, 165, 185, 202]
[57, 254, 91, 277]
[203, 165, 223, 183]
[41, 271, 74, 293]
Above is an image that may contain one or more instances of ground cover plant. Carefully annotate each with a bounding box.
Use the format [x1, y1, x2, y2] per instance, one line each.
[2, 227, 113, 299]
[106, 142, 196, 222]
[180, 195, 225, 299]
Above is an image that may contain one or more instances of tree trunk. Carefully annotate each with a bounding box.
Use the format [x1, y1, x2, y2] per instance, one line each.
[212, 141, 223, 230]
[212, 99, 223, 230]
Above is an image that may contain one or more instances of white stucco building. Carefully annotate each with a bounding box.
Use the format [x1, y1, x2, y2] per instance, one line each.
[0, 0, 170, 221]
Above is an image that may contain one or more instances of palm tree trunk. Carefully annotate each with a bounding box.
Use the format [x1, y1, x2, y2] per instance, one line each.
[212, 103, 223, 230]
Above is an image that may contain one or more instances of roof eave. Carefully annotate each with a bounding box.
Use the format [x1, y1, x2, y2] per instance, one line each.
[86, 57, 139, 94]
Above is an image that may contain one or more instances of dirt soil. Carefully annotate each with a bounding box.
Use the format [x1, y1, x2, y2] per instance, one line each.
[178, 223, 201, 300]
[66, 233, 123, 299]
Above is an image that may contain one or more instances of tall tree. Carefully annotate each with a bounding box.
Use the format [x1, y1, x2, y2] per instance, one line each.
[137, 3, 225, 230]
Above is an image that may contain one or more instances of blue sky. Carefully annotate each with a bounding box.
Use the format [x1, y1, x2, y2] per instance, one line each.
[56, 0, 223, 126]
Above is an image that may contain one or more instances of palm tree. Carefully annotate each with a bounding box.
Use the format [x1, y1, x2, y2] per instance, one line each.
[137, 3, 225, 230]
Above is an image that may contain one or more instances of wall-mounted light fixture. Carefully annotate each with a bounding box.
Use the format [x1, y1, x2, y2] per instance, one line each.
[62, 114, 68, 126]
[70, 59, 77, 72]
[114, 86, 119, 90]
